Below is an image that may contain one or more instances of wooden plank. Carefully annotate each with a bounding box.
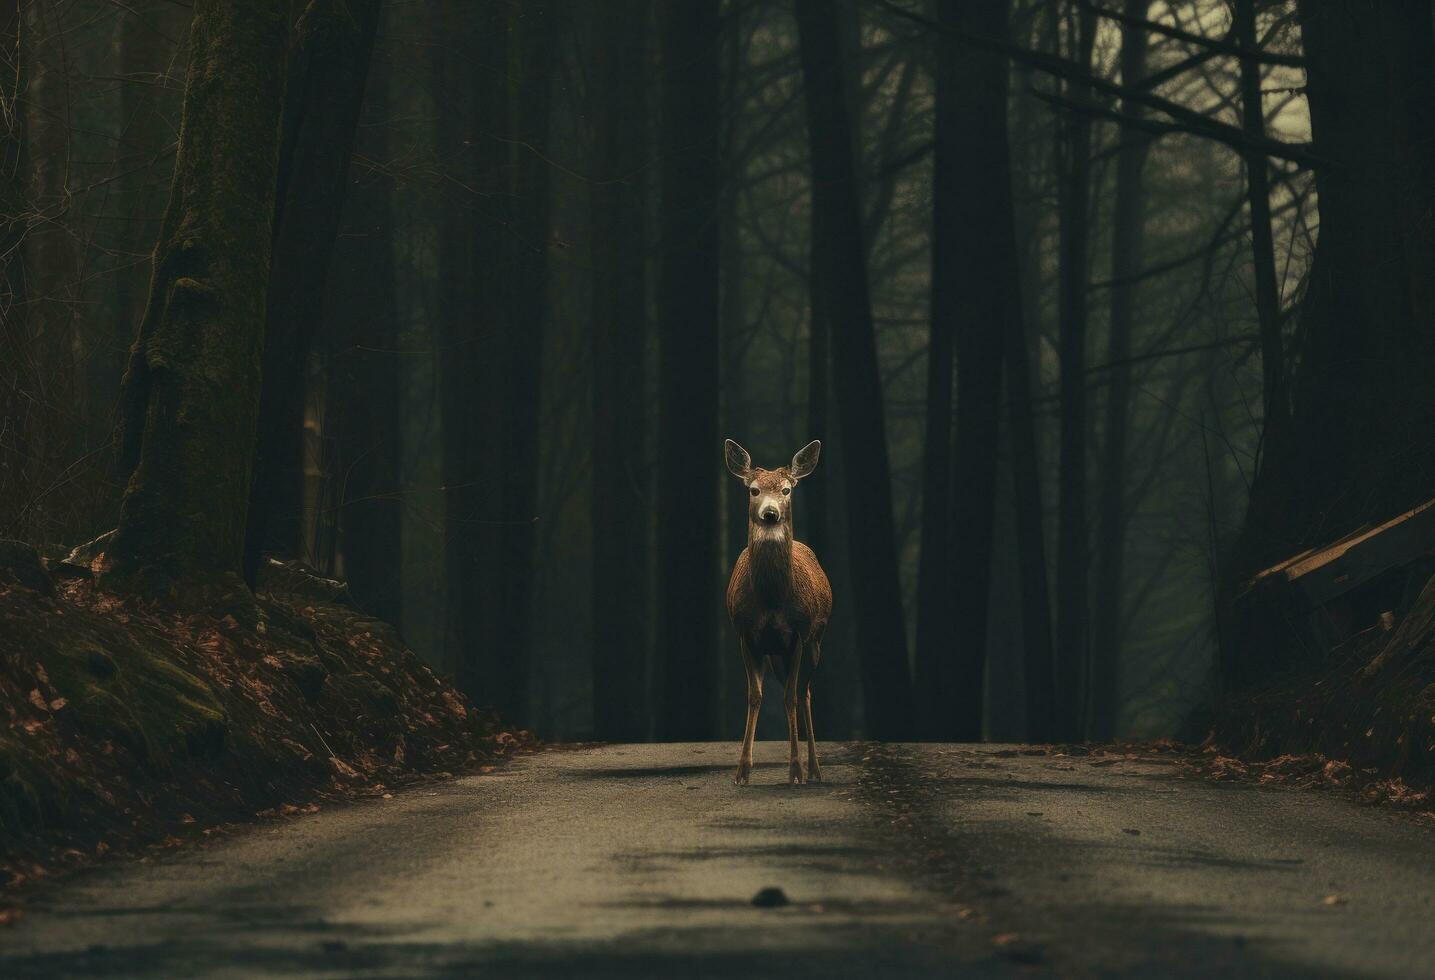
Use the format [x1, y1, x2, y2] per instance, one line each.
[1251, 497, 1435, 611]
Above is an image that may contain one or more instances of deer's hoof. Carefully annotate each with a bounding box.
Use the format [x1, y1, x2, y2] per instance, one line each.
[808, 766, 823, 783]
[788, 762, 806, 785]
[734, 762, 752, 785]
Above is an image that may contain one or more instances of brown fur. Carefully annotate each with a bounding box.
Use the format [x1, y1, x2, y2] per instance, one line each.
[723, 445, 833, 785]
[725, 522, 831, 646]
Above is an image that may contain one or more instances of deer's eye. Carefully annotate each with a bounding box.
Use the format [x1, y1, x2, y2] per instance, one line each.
[781, 487, 791, 495]
[749, 487, 759, 497]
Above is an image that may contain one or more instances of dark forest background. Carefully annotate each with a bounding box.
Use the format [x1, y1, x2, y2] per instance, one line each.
[3, 0, 1431, 745]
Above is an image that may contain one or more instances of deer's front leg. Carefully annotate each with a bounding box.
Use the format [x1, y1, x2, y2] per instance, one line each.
[783, 637, 805, 785]
[804, 680, 821, 783]
[735, 637, 761, 785]
[804, 631, 822, 782]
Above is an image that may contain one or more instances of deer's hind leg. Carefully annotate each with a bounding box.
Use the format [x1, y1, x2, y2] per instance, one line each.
[734, 636, 762, 785]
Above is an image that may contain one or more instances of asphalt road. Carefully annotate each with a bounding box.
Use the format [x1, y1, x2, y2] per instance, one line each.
[3, 743, 1432, 978]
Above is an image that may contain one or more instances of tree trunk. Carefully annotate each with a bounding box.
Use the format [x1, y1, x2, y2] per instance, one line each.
[591, 0, 651, 742]
[436, 2, 549, 726]
[1235, 0, 1286, 465]
[1053, 2, 1096, 741]
[1088, 0, 1150, 742]
[795, 0, 915, 740]
[0, 2, 29, 537]
[242, 0, 382, 585]
[655, 0, 721, 741]
[806, 248, 830, 561]
[1224, 0, 1435, 683]
[107, 2, 188, 484]
[1003, 3, 1057, 741]
[805, 0, 866, 741]
[20, 3, 83, 536]
[916, 0, 1010, 741]
[489, 3, 554, 729]
[331, 11, 401, 629]
[102, 0, 288, 599]
[435, 3, 500, 702]
[803, 0, 861, 568]
[1219, 0, 1290, 617]
[719, 173, 748, 736]
[1005, 276, 1056, 743]
[913, 4, 957, 740]
[945, 0, 1014, 743]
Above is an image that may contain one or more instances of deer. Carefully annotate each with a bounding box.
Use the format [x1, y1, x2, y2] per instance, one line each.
[724, 438, 832, 785]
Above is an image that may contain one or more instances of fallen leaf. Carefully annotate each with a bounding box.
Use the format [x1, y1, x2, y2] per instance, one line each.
[1322, 894, 1346, 906]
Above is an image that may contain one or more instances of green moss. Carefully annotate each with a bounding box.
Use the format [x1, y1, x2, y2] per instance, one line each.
[40, 632, 227, 768]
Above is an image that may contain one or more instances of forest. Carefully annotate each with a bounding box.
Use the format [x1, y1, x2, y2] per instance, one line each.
[2, 0, 1434, 770]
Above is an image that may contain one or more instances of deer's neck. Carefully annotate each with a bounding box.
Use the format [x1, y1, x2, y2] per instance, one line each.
[747, 522, 793, 604]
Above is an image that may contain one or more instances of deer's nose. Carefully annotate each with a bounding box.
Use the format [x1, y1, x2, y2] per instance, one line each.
[760, 506, 780, 524]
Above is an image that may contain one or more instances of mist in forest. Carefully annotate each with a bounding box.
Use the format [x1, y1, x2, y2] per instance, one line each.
[5, 0, 1428, 748]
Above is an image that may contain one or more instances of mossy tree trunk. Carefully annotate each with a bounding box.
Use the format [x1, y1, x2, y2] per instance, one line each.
[109, 2, 192, 484]
[103, 1, 288, 599]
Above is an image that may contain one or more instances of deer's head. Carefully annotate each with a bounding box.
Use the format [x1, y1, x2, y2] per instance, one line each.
[724, 439, 821, 538]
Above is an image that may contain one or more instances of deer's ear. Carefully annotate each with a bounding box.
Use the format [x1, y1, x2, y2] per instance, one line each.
[790, 440, 821, 480]
[725, 439, 753, 480]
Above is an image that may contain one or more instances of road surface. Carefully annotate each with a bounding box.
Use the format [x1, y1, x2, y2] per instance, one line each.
[3, 743, 1432, 977]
